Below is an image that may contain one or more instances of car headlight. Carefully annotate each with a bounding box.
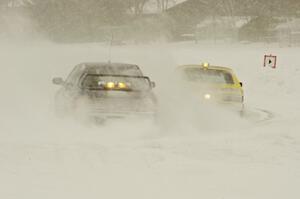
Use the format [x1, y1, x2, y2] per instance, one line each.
[105, 82, 115, 89]
[117, 82, 127, 89]
[204, 94, 211, 100]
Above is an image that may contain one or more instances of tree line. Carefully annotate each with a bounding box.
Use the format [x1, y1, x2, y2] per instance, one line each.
[1, 0, 299, 42]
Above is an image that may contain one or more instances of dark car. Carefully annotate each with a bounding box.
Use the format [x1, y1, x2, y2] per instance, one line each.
[52, 62, 157, 123]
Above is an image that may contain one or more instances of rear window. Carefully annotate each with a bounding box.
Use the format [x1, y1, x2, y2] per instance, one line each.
[80, 74, 151, 91]
[86, 65, 143, 76]
[183, 68, 234, 84]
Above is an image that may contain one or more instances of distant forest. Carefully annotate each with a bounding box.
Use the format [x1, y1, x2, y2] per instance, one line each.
[0, 0, 299, 42]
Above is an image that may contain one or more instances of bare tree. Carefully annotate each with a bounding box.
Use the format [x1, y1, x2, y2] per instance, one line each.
[156, 0, 168, 11]
[156, 0, 178, 12]
[126, 0, 150, 16]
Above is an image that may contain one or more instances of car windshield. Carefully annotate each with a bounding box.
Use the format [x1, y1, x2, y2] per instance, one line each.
[183, 68, 234, 84]
[80, 74, 151, 91]
[84, 65, 143, 76]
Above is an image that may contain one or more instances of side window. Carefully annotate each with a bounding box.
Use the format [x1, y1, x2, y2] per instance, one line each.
[65, 64, 85, 86]
[224, 73, 234, 84]
[133, 65, 143, 76]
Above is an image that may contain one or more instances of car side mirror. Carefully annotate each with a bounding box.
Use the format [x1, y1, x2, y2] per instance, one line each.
[52, 77, 64, 85]
[239, 82, 243, 87]
[151, 81, 156, 88]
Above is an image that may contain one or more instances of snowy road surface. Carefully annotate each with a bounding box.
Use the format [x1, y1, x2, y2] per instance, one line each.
[0, 41, 299, 199]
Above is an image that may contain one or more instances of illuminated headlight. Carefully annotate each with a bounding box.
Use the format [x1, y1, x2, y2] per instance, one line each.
[118, 82, 127, 89]
[105, 82, 115, 89]
[204, 94, 211, 100]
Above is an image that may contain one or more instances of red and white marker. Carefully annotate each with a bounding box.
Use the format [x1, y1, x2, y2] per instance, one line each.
[264, 54, 277, 68]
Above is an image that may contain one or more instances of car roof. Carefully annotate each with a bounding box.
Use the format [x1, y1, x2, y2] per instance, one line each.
[77, 62, 143, 76]
[178, 64, 233, 72]
[79, 62, 140, 69]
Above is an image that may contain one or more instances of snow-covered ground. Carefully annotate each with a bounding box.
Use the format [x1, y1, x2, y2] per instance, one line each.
[0, 41, 300, 199]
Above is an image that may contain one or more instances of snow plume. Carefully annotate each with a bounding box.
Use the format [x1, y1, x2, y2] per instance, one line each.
[0, 7, 39, 42]
[0, 42, 247, 146]
[113, 43, 248, 135]
[1, 41, 300, 199]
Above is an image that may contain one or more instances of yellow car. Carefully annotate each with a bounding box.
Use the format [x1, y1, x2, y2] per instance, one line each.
[177, 62, 244, 110]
